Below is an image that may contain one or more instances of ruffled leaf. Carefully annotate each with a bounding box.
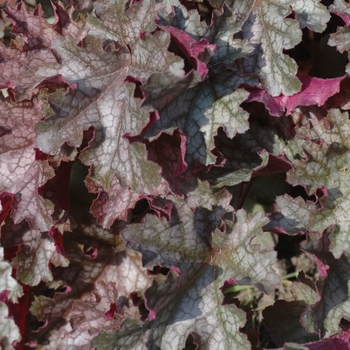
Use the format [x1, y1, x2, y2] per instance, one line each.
[29, 225, 153, 347]
[0, 247, 23, 302]
[88, 176, 140, 228]
[279, 0, 330, 32]
[1, 221, 68, 286]
[87, 0, 160, 46]
[239, 0, 329, 95]
[157, 4, 254, 73]
[0, 95, 55, 231]
[268, 109, 350, 259]
[203, 118, 302, 188]
[0, 302, 21, 349]
[143, 70, 251, 166]
[246, 76, 344, 117]
[1, 2, 87, 100]
[95, 185, 279, 349]
[329, 0, 350, 27]
[36, 31, 182, 194]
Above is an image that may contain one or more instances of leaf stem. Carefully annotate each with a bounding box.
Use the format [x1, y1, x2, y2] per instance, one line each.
[235, 178, 256, 209]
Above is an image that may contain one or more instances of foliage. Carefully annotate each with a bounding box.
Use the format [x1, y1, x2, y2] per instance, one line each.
[1, 0, 350, 349]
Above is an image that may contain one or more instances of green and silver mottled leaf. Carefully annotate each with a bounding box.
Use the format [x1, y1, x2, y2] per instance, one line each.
[2, 222, 68, 286]
[0, 95, 55, 231]
[265, 195, 317, 234]
[329, 0, 350, 18]
[328, 1, 350, 76]
[0, 302, 21, 349]
[286, 110, 350, 258]
[241, 1, 302, 96]
[92, 266, 250, 350]
[87, 0, 160, 46]
[29, 228, 153, 349]
[204, 118, 304, 188]
[143, 70, 251, 166]
[93, 185, 278, 349]
[329, 26, 350, 55]
[36, 32, 183, 193]
[0, 247, 23, 302]
[268, 109, 350, 259]
[300, 256, 350, 337]
[157, 0, 181, 15]
[279, 0, 330, 32]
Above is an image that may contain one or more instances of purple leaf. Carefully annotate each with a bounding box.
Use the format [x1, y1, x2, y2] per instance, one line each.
[158, 24, 216, 78]
[246, 75, 344, 117]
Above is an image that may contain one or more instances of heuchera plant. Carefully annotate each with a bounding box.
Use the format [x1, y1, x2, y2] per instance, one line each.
[2, 0, 350, 348]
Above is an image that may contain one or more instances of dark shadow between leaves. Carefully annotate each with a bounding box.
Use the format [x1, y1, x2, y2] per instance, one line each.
[145, 263, 224, 324]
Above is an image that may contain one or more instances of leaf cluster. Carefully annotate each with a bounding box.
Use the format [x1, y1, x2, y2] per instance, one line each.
[1, 0, 350, 349]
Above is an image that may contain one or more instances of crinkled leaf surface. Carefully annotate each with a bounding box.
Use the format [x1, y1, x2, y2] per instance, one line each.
[155, 1, 325, 96]
[283, 109, 350, 259]
[140, 4, 264, 167]
[143, 70, 251, 166]
[156, 4, 254, 73]
[29, 224, 153, 348]
[328, 2, 350, 76]
[292, 253, 350, 337]
[289, 232, 350, 338]
[0, 302, 21, 349]
[87, 0, 159, 46]
[0, 3, 60, 99]
[238, 0, 328, 96]
[2, 0, 350, 348]
[329, 26, 350, 55]
[93, 265, 250, 350]
[1, 221, 68, 286]
[157, 24, 216, 79]
[240, 1, 301, 96]
[267, 109, 350, 258]
[88, 128, 188, 228]
[203, 118, 303, 187]
[157, 0, 181, 15]
[93, 184, 278, 349]
[329, 26, 350, 78]
[267, 109, 350, 336]
[279, 0, 330, 32]
[36, 29, 183, 194]
[0, 95, 54, 231]
[265, 195, 317, 235]
[88, 176, 140, 228]
[329, 0, 350, 26]
[211, 209, 279, 294]
[0, 247, 23, 302]
[0, 246, 22, 347]
[1, 2, 87, 100]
